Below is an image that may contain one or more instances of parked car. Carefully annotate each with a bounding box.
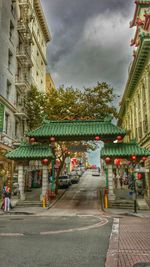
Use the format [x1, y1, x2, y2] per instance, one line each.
[73, 167, 82, 177]
[69, 171, 80, 184]
[92, 169, 100, 176]
[92, 172, 100, 176]
[58, 175, 71, 189]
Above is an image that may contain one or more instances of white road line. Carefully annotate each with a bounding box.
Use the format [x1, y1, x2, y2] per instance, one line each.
[0, 233, 24, 236]
[110, 218, 119, 237]
[40, 217, 108, 235]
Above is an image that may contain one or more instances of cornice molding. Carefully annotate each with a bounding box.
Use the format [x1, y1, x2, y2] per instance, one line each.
[34, 0, 51, 43]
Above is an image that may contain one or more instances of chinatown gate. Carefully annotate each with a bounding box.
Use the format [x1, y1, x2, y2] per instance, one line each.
[6, 118, 150, 204]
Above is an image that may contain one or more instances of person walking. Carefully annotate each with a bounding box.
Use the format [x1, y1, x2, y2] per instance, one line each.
[4, 185, 11, 212]
[113, 174, 118, 189]
[119, 175, 123, 189]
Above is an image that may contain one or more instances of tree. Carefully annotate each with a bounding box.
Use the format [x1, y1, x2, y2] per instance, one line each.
[44, 86, 82, 120]
[24, 85, 45, 130]
[44, 82, 117, 120]
[79, 82, 117, 119]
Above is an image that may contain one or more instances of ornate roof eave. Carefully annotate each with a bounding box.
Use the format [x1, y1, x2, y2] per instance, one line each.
[5, 143, 55, 160]
[26, 118, 126, 142]
[34, 0, 51, 43]
[101, 140, 150, 158]
[118, 36, 150, 125]
[130, 1, 150, 28]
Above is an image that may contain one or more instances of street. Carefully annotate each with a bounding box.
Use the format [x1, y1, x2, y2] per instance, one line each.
[0, 170, 112, 267]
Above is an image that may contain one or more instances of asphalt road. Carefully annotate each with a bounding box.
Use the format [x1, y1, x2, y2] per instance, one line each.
[0, 170, 112, 267]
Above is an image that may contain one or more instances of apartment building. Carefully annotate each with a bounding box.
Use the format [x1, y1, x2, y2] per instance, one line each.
[0, 0, 51, 182]
[46, 73, 56, 93]
[118, 0, 150, 197]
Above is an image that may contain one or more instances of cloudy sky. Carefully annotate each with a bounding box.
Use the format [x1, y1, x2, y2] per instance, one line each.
[41, 0, 135, 104]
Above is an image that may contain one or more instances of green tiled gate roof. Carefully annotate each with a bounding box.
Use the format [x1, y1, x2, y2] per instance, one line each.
[5, 143, 55, 160]
[101, 141, 150, 158]
[27, 119, 126, 141]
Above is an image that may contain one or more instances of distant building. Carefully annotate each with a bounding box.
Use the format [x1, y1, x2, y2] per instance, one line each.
[0, 0, 51, 182]
[118, 0, 150, 197]
[46, 73, 56, 93]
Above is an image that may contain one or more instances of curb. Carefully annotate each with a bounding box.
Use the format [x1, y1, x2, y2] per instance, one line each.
[0, 189, 67, 216]
[105, 218, 119, 267]
[47, 189, 67, 210]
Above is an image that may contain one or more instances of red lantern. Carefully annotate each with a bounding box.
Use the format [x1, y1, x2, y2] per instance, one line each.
[117, 136, 122, 141]
[50, 137, 55, 142]
[42, 159, 49, 165]
[137, 173, 142, 180]
[105, 157, 111, 164]
[30, 137, 36, 143]
[142, 156, 147, 161]
[131, 155, 136, 161]
[95, 136, 100, 141]
[114, 158, 121, 166]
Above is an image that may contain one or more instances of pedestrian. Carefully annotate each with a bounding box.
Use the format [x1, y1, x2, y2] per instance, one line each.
[119, 175, 123, 188]
[4, 185, 11, 212]
[1, 185, 5, 211]
[113, 174, 118, 189]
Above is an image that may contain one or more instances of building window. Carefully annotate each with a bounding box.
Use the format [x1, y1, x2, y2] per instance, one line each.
[37, 50, 39, 56]
[6, 80, 11, 100]
[143, 114, 148, 133]
[9, 20, 14, 42]
[36, 71, 39, 76]
[11, 1, 15, 17]
[5, 113, 9, 134]
[138, 122, 142, 139]
[15, 119, 19, 138]
[8, 50, 13, 72]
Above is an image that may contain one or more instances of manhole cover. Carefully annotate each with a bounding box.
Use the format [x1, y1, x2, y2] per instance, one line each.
[133, 263, 150, 267]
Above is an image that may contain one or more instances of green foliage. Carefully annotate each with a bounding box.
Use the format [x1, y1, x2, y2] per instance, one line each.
[44, 82, 118, 120]
[25, 81, 118, 131]
[24, 86, 45, 130]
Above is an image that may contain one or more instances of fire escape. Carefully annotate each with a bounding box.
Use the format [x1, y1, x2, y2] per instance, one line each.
[15, 0, 33, 124]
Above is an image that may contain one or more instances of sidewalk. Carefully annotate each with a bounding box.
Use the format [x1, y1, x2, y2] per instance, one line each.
[0, 189, 66, 216]
[105, 216, 150, 267]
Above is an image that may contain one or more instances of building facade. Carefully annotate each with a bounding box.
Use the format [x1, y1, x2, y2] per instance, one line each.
[46, 73, 56, 93]
[118, 0, 150, 197]
[0, 0, 51, 186]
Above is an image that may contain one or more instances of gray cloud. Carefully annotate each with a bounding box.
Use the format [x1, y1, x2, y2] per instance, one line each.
[41, 0, 135, 102]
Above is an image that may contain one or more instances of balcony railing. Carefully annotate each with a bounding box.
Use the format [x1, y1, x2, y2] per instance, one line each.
[15, 75, 31, 90]
[17, 21, 32, 37]
[16, 47, 32, 67]
[18, 0, 30, 6]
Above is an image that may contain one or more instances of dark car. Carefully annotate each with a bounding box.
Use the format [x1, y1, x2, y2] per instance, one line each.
[69, 171, 80, 184]
[58, 175, 71, 189]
